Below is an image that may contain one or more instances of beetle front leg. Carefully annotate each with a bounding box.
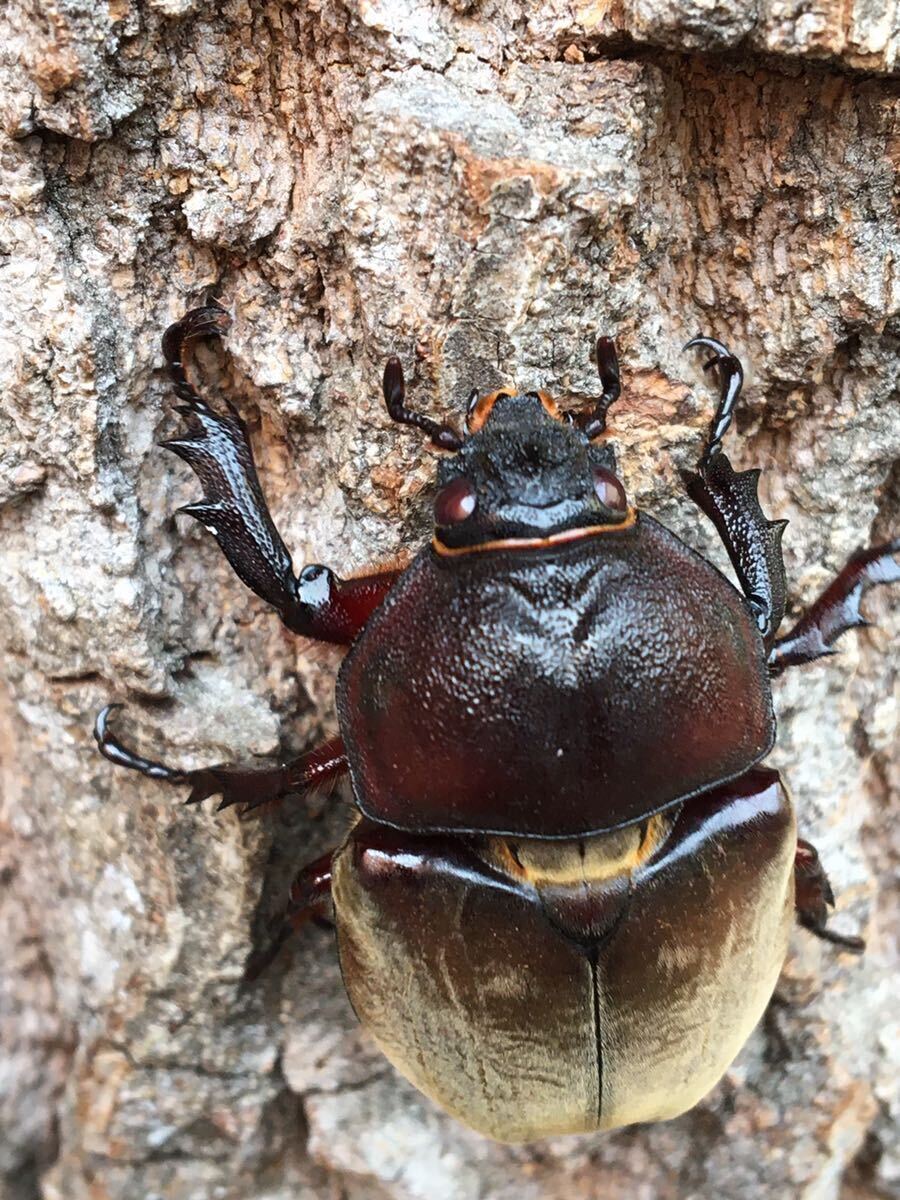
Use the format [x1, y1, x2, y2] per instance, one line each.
[161, 306, 399, 645]
[794, 838, 865, 953]
[769, 540, 899, 674]
[682, 338, 788, 642]
[94, 704, 346, 815]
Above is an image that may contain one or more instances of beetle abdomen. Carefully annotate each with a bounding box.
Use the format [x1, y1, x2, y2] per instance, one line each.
[337, 514, 775, 838]
[332, 769, 795, 1141]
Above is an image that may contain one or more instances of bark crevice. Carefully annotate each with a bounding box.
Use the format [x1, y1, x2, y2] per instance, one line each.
[1, 2, 898, 1198]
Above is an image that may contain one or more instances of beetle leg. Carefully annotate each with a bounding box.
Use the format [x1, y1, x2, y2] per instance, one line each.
[682, 338, 788, 642]
[769, 539, 900, 674]
[685, 337, 744, 467]
[761, 992, 797, 1064]
[243, 851, 334, 981]
[794, 838, 865, 953]
[94, 704, 347, 815]
[161, 306, 400, 644]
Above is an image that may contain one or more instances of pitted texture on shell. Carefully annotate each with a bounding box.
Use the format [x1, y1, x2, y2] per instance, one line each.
[338, 516, 774, 837]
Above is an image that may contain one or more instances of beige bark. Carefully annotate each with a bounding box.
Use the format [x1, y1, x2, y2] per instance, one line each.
[1, 3, 898, 1198]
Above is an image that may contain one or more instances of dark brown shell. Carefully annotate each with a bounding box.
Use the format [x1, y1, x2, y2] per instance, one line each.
[337, 514, 774, 838]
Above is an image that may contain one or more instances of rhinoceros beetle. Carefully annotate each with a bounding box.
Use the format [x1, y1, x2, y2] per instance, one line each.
[96, 305, 899, 1141]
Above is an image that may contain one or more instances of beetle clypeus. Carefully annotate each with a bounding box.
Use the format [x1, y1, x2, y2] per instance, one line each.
[96, 306, 899, 1141]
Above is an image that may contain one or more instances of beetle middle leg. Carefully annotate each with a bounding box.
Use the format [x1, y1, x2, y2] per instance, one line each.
[161, 306, 400, 645]
[793, 837, 865, 952]
[768, 539, 900, 674]
[94, 704, 346, 814]
[682, 338, 788, 643]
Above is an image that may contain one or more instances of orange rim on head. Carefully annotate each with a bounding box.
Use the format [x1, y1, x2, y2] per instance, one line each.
[466, 389, 564, 434]
[432, 508, 638, 557]
[534, 390, 562, 422]
[466, 388, 516, 433]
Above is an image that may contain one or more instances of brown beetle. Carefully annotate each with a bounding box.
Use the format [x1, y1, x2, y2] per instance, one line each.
[96, 307, 898, 1141]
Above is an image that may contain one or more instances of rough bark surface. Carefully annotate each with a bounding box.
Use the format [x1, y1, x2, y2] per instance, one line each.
[1, 3, 899, 1199]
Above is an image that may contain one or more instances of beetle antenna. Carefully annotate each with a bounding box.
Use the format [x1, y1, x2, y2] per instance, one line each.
[383, 357, 464, 451]
[577, 336, 622, 439]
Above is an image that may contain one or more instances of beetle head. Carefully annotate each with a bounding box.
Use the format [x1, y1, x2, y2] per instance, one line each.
[382, 337, 631, 554]
[433, 393, 630, 550]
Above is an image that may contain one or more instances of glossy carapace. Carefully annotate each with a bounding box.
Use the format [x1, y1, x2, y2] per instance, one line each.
[96, 308, 898, 1141]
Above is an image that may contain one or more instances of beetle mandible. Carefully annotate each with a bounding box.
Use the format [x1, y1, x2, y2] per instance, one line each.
[96, 306, 899, 1141]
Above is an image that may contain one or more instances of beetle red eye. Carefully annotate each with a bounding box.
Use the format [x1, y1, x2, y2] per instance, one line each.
[434, 477, 477, 525]
[592, 467, 627, 513]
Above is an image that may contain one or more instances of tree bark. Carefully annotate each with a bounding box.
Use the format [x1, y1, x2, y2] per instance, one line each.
[1, 3, 898, 1198]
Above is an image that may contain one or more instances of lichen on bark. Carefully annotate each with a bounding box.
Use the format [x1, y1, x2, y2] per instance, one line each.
[1, 2, 898, 1198]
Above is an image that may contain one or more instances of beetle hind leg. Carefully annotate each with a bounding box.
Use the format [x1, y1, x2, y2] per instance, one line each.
[794, 838, 865, 953]
[243, 852, 334, 981]
[94, 704, 347, 815]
